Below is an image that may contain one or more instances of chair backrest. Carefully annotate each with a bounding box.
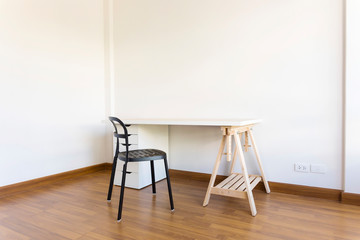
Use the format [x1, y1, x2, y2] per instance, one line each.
[108, 116, 129, 156]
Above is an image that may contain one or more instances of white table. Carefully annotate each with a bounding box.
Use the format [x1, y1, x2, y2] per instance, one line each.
[113, 118, 270, 216]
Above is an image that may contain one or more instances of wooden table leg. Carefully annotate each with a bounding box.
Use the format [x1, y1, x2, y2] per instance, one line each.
[230, 147, 237, 174]
[248, 129, 270, 193]
[203, 135, 226, 207]
[226, 134, 232, 162]
[234, 132, 257, 216]
[230, 133, 243, 173]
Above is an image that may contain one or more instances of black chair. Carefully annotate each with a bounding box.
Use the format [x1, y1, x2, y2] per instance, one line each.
[107, 117, 174, 222]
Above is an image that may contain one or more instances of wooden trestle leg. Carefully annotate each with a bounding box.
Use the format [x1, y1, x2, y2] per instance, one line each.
[203, 136, 226, 206]
[248, 129, 270, 193]
[234, 132, 257, 216]
[230, 146, 237, 174]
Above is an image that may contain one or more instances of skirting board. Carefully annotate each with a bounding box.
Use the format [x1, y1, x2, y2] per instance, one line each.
[169, 169, 358, 204]
[341, 192, 360, 206]
[0, 163, 110, 198]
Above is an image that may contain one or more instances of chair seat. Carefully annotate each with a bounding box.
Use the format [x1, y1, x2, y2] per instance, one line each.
[118, 149, 166, 162]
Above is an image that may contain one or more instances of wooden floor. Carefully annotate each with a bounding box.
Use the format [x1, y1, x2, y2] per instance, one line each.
[1, 170, 360, 240]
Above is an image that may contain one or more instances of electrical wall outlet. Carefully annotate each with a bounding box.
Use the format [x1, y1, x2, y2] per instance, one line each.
[294, 163, 310, 173]
[310, 164, 327, 174]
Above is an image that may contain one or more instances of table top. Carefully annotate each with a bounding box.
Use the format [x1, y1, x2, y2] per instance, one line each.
[121, 119, 262, 127]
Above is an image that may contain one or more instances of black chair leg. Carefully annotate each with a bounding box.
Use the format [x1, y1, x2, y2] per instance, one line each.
[107, 154, 118, 201]
[163, 156, 174, 211]
[117, 162, 128, 222]
[150, 160, 156, 194]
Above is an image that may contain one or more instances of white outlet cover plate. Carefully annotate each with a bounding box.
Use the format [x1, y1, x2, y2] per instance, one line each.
[294, 163, 310, 173]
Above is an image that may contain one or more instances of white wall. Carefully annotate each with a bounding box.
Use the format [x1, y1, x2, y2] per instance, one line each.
[113, 0, 344, 189]
[0, 0, 350, 191]
[345, 0, 360, 194]
[0, 0, 110, 186]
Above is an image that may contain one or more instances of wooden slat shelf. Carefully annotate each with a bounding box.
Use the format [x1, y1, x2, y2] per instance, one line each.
[210, 173, 262, 199]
